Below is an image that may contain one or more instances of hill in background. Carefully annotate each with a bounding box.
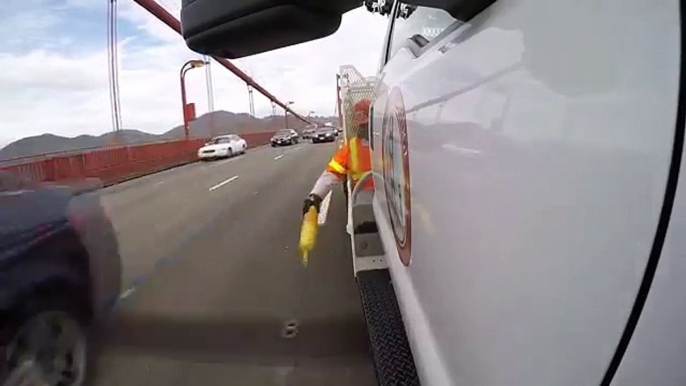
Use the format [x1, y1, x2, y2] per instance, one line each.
[0, 111, 337, 161]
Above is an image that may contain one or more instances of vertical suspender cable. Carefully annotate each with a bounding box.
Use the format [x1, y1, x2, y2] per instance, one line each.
[107, 0, 123, 135]
[204, 55, 215, 136]
[113, 0, 122, 131]
[204, 56, 215, 113]
[107, 0, 115, 133]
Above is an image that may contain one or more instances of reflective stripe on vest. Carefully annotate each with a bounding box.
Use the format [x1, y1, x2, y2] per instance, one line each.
[328, 159, 346, 174]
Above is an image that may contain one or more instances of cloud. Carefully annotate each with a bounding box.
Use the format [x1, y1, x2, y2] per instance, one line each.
[0, 1, 388, 145]
[0, 0, 62, 50]
[0, 50, 108, 91]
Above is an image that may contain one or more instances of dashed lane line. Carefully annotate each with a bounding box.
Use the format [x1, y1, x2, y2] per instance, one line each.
[318, 191, 333, 225]
[209, 175, 239, 191]
[118, 287, 136, 301]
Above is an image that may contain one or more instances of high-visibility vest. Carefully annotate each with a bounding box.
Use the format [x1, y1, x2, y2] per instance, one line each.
[326, 137, 374, 190]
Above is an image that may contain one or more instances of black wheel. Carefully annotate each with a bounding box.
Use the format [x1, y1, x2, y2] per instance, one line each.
[5, 291, 91, 386]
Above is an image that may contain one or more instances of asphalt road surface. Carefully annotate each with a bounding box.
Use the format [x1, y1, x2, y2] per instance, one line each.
[90, 141, 376, 385]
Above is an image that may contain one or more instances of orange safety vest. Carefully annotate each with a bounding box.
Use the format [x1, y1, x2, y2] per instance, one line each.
[326, 137, 374, 190]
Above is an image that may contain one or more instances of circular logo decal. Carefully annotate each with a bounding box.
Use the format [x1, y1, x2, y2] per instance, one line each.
[381, 87, 412, 266]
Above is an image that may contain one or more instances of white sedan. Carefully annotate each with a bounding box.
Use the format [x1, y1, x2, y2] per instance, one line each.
[197, 134, 247, 160]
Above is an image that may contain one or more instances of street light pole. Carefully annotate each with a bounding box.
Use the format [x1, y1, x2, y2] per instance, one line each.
[180, 59, 207, 140]
[285, 101, 294, 130]
[180, 68, 189, 138]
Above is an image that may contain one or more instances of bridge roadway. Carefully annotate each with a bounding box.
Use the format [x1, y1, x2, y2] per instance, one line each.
[89, 141, 376, 385]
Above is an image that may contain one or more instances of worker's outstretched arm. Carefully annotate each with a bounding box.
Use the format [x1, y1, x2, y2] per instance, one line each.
[302, 144, 349, 215]
[303, 171, 344, 215]
[311, 170, 343, 198]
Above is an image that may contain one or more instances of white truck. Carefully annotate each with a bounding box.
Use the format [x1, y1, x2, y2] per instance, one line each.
[180, 1, 685, 385]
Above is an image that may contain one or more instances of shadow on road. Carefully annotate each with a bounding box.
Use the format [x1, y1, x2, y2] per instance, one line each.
[96, 313, 372, 366]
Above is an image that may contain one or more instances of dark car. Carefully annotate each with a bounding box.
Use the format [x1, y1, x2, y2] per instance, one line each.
[311, 127, 337, 143]
[270, 129, 299, 147]
[0, 171, 121, 385]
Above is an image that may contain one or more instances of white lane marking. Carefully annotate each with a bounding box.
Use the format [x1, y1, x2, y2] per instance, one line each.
[119, 287, 136, 300]
[318, 191, 333, 225]
[274, 154, 284, 160]
[157, 181, 165, 186]
[209, 175, 239, 191]
[442, 143, 482, 157]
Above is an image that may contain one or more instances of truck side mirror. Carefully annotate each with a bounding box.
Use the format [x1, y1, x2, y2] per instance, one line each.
[180, 0, 496, 59]
[180, 0, 361, 59]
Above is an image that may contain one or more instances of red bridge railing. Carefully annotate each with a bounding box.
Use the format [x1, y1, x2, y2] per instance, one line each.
[1, 131, 276, 188]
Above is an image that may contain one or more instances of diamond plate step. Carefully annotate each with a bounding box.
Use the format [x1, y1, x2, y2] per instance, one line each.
[358, 269, 421, 386]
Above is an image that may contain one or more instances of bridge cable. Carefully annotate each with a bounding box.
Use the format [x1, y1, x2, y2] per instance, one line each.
[107, 0, 123, 136]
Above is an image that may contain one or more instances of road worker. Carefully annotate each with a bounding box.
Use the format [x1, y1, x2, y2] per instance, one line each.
[302, 98, 374, 214]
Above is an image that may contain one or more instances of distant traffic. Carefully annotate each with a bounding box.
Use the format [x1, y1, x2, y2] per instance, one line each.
[193, 124, 342, 162]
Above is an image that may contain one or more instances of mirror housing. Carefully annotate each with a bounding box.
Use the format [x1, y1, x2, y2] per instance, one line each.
[181, 0, 361, 58]
[180, 0, 496, 59]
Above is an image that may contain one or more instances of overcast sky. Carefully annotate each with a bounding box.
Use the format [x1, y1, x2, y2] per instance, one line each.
[0, 0, 388, 146]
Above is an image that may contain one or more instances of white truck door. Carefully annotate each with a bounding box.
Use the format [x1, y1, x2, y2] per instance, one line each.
[372, 1, 680, 385]
[370, 3, 459, 385]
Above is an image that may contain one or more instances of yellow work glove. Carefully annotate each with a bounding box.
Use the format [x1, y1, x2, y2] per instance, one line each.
[299, 206, 319, 267]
